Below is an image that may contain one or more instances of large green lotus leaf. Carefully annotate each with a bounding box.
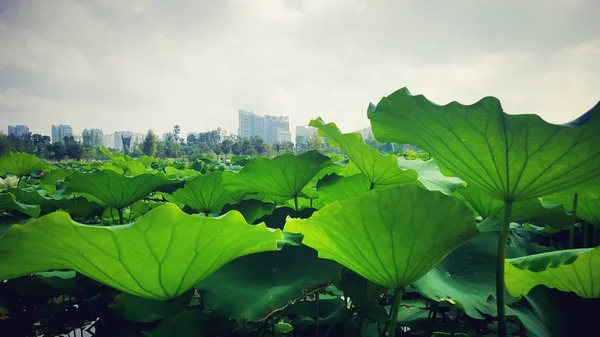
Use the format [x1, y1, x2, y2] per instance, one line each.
[397, 157, 465, 195]
[368, 88, 600, 201]
[0, 152, 45, 177]
[310, 118, 417, 186]
[169, 171, 239, 215]
[505, 246, 600, 298]
[222, 151, 335, 200]
[413, 233, 532, 319]
[0, 203, 283, 300]
[316, 174, 371, 205]
[543, 192, 600, 227]
[0, 193, 41, 218]
[64, 170, 183, 209]
[284, 185, 478, 289]
[39, 168, 73, 193]
[221, 199, 276, 224]
[164, 166, 201, 180]
[577, 196, 600, 227]
[456, 186, 571, 229]
[414, 232, 557, 336]
[196, 245, 341, 321]
[100, 147, 149, 176]
[8, 187, 70, 215]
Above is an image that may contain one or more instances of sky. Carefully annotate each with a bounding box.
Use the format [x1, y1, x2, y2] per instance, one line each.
[0, 0, 599, 138]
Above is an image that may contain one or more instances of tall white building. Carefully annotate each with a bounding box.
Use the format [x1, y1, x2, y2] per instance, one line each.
[7, 125, 30, 137]
[114, 131, 134, 152]
[51, 124, 73, 143]
[238, 110, 290, 144]
[238, 110, 265, 139]
[82, 128, 104, 147]
[265, 115, 290, 144]
[103, 134, 115, 148]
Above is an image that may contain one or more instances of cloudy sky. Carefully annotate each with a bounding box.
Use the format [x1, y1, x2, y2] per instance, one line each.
[1, 0, 599, 138]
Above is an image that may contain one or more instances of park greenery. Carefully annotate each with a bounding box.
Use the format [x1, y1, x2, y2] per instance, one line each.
[0, 87, 599, 337]
[0, 125, 341, 162]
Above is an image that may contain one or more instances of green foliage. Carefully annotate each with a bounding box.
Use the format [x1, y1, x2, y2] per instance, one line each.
[0, 203, 283, 300]
[142, 130, 158, 157]
[168, 171, 239, 215]
[223, 151, 335, 201]
[0, 152, 45, 176]
[310, 118, 417, 187]
[368, 87, 600, 201]
[64, 170, 182, 210]
[0, 88, 599, 336]
[285, 185, 477, 289]
[0, 192, 41, 218]
[505, 246, 600, 298]
[196, 245, 340, 320]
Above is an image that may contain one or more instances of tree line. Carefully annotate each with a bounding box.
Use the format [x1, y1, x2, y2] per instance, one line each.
[0, 125, 334, 161]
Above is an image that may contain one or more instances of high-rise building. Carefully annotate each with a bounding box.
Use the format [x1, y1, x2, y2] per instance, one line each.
[238, 110, 290, 144]
[51, 124, 73, 143]
[7, 125, 30, 137]
[265, 115, 289, 144]
[238, 110, 265, 139]
[82, 128, 104, 147]
[103, 134, 115, 148]
[114, 131, 134, 152]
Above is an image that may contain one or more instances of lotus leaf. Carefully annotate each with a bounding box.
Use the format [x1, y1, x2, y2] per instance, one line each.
[65, 170, 183, 209]
[196, 245, 340, 321]
[169, 171, 238, 215]
[0, 203, 283, 300]
[222, 151, 335, 200]
[368, 87, 600, 201]
[0, 152, 45, 177]
[310, 118, 417, 186]
[284, 185, 477, 289]
[504, 246, 600, 298]
[397, 157, 465, 195]
[0, 193, 41, 218]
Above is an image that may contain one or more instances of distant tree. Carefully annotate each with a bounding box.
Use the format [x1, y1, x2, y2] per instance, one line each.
[241, 138, 254, 155]
[142, 130, 158, 157]
[48, 142, 66, 161]
[173, 125, 181, 142]
[220, 138, 233, 157]
[307, 134, 325, 152]
[231, 138, 243, 155]
[281, 141, 294, 153]
[186, 133, 197, 145]
[250, 136, 267, 155]
[0, 134, 15, 155]
[63, 136, 83, 160]
[273, 143, 282, 155]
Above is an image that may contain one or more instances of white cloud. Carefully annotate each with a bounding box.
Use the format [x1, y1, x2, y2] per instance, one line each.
[0, 0, 598, 138]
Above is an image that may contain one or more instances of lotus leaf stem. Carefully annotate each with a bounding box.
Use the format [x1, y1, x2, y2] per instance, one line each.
[386, 288, 403, 337]
[569, 193, 579, 249]
[496, 199, 513, 337]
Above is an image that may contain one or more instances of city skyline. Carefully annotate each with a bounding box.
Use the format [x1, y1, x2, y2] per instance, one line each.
[3, 109, 327, 143]
[1, 1, 598, 141]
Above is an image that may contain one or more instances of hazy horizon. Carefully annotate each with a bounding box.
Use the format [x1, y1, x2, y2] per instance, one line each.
[1, 0, 599, 138]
